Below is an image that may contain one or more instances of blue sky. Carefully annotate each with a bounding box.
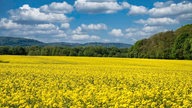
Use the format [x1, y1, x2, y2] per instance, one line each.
[0, 0, 192, 44]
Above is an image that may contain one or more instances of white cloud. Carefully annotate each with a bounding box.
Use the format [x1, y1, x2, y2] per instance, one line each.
[129, 5, 148, 15]
[153, 1, 174, 8]
[109, 29, 124, 37]
[134, 1, 192, 29]
[102, 39, 111, 42]
[125, 28, 137, 32]
[125, 1, 192, 16]
[121, 2, 131, 9]
[149, 1, 192, 17]
[1, 2, 108, 43]
[0, 2, 73, 42]
[90, 35, 100, 40]
[26, 24, 66, 37]
[0, 18, 22, 29]
[73, 27, 83, 35]
[81, 23, 107, 31]
[72, 34, 89, 40]
[71, 23, 103, 41]
[35, 23, 58, 30]
[136, 17, 178, 26]
[177, 13, 192, 21]
[124, 29, 151, 44]
[71, 34, 100, 41]
[125, 29, 149, 38]
[125, 25, 168, 39]
[142, 26, 167, 33]
[72, 23, 107, 35]
[61, 23, 70, 29]
[86, 0, 116, 2]
[0, 18, 67, 40]
[40, 1, 73, 14]
[142, 26, 159, 33]
[9, 4, 70, 24]
[74, 0, 127, 14]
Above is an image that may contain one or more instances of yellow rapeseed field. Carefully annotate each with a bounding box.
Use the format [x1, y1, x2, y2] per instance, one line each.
[0, 55, 192, 107]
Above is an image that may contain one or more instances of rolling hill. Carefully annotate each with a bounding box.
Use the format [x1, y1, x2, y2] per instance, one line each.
[0, 37, 132, 48]
[0, 37, 44, 46]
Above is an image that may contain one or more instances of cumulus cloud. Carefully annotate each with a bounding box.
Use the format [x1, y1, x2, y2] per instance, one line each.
[149, 1, 192, 17]
[125, 1, 192, 17]
[125, 26, 167, 39]
[61, 23, 70, 29]
[0, 2, 74, 42]
[125, 28, 137, 32]
[0, 18, 67, 42]
[121, 2, 131, 9]
[142, 26, 167, 33]
[1, 23, 65, 36]
[0, 1, 106, 43]
[102, 39, 111, 42]
[0, 18, 22, 29]
[72, 23, 107, 35]
[177, 13, 192, 21]
[129, 5, 148, 15]
[71, 34, 100, 41]
[134, 1, 192, 28]
[74, 0, 128, 14]
[81, 23, 107, 31]
[40, 1, 73, 14]
[125, 30, 149, 38]
[86, 0, 116, 2]
[9, 4, 71, 24]
[136, 17, 178, 26]
[35, 23, 58, 30]
[71, 23, 104, 41]
[73, 27, 83, 34]
[109, 29, 124, 37]
[153, 1, 174, 8]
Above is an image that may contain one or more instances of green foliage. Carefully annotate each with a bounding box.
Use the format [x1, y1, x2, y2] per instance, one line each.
[0, 46, 129, 57]
[127, 24, 192, 60]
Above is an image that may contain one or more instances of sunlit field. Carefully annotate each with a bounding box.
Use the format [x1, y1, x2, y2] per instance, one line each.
[0, 56, 192, 107]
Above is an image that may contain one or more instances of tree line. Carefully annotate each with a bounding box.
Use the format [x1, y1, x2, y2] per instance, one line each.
[0, 41, 191, 59]
[0, 46, 129, 57]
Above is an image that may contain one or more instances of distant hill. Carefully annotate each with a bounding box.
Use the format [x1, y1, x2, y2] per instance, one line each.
[46, 42, 81, 47]
[128, 24, 192, 59]
[0, 37, 44, 46]
[0, 37, 132, 48]
[82, 42, 132, 48]
[47, 42, 131, 48]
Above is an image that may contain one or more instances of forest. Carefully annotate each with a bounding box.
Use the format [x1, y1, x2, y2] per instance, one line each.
[128, 24, 192, 59]
[0, 46, 129, 57]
